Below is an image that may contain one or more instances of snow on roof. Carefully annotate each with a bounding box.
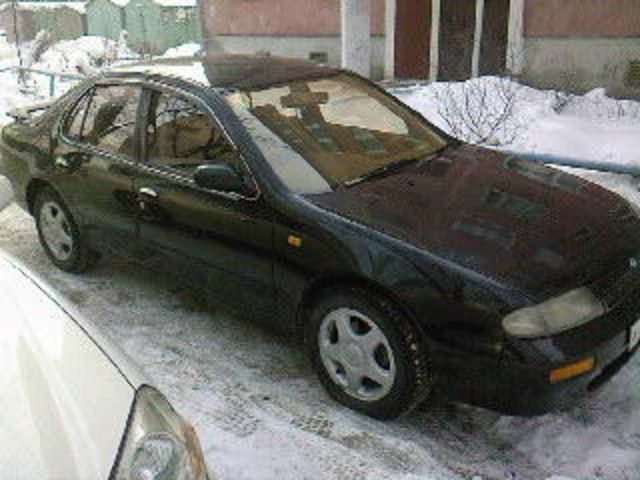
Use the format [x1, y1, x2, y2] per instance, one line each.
[153, 0, 196, 7]
[94, 0, 196, 7]
[84, 0, 128, 7]
[0, 1, 87, 13]
[112, 60, 209, 85]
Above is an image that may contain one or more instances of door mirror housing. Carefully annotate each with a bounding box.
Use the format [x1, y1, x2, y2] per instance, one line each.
[194, 164, 247, 194]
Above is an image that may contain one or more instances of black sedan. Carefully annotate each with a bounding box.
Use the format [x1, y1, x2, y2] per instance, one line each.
[1, 55, 639, 419]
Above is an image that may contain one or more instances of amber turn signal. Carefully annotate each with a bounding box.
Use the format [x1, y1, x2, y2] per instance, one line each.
[549, 356, 595, 384]
[287, 235, 303, 248]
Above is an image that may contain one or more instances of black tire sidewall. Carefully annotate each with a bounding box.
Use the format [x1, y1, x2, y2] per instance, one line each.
[34, 187, 88, 272]
[308, 289, 426, 420]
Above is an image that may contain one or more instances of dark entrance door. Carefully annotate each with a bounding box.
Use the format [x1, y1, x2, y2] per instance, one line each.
[480, 0, 510, 76]
[438, 0, 476, 81]
[394, 0, 431, 78]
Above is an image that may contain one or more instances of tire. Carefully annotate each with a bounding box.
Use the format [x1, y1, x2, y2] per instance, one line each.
[307, 287, 434, 419]
[34, 187, 96, 273]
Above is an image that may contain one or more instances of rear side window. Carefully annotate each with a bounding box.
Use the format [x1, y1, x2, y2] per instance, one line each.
[64, 85, 141, 158]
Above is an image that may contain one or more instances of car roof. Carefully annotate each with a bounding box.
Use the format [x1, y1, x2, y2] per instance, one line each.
[109, 54, 341, 91]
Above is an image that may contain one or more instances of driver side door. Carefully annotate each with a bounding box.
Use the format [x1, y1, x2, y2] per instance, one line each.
[131, 86, 276, 315]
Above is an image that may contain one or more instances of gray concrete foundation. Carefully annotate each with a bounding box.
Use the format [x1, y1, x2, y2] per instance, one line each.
[522, 37, 640, 98]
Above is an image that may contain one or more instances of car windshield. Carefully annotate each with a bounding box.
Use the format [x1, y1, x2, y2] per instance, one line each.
[226, 73, 448, 194]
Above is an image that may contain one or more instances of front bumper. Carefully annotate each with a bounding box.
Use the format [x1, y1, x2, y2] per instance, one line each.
[494, 327, 638, 415]
[437, 297, 640, 416]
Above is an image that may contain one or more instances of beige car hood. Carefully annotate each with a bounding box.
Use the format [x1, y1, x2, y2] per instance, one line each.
[0, 254, 140, 480]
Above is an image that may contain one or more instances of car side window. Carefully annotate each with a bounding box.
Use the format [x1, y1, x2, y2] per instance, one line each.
[145, 92, 242, 179]
[64, 85, 141, 158]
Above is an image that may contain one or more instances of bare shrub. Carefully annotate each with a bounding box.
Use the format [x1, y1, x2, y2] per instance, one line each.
[432, 76, 522, 147]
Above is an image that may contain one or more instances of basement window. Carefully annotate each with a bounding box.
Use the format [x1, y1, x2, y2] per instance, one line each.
[626, 61, 640, 87]
[309, 52, 329, 65]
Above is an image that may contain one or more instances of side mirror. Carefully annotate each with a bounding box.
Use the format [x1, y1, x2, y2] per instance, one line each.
[0, 175, 14, 212]
[194, 164, 247, 194]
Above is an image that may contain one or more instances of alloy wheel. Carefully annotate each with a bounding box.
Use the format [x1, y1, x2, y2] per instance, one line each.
[39, 201, 74, 261]
[318, 307, 396, 402]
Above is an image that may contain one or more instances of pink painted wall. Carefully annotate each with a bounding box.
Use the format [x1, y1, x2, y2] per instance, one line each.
[525, 0, 640, 38]
[199, 0, 386, 37]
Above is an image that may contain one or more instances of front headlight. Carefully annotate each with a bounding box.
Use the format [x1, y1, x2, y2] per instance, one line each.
[502, 287, 605, 339]
[112, 386, 210, 480]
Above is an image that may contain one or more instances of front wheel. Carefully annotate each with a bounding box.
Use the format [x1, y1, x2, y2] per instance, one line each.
[34, 187, 96, 273]
[308, 288, 434, 419]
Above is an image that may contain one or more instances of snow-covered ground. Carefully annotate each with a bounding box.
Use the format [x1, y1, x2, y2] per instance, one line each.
[1, 38, 640, 480]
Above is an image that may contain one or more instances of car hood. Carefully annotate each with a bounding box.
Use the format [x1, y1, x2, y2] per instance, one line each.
[306, 145, 640, 300]
[0, 254, 136, 480]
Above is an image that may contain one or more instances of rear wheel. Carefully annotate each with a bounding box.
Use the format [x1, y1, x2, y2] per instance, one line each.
[34, 187, 95, 272]
[308, 288, 434, 419]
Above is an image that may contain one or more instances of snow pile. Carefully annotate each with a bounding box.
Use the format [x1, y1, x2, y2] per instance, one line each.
[32, 35, 137, 75]
[0, 72, 39, 124]
[162, 42, 202, 58]
[0, 35, 141, 122]
[396, 77, 558, 147]
[0, 34, 16, 62]
[395, 78, 640, 166]
[562, 88, 640, 124]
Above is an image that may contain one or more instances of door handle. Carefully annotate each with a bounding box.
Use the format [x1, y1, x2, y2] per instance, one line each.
[54, 153, 90, 171]
[138, 187, 158, 199]
[54, 156, 70, 169]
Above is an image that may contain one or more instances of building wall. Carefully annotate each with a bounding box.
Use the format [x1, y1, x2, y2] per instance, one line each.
[125, 0, 200, 54]
[205, 35, 387, 79]
[521, 0, 640, 97]
[0, 5, 85, 43]
[524, 0, 640, 38]
[200, 0, 385, 37]
[0, 8, 36, 43]
[198, 0, 386, 78]
[32, 7, 86, 43]
[86, 0, 125, 40]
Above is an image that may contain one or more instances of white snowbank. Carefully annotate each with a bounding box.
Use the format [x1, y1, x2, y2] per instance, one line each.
[33, 35, 137, 75]
[162, 42, 202, 58]
[0, 35, 141, 123]
[395, 78, 640, 166]
[0, 35, 16, 62]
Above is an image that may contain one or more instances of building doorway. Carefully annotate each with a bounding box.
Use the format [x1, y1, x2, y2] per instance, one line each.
[394, 0, 431, 78]
[438, 0, 476, 80]
[392, 0, 512, 81]
[480, 0, 510, 75]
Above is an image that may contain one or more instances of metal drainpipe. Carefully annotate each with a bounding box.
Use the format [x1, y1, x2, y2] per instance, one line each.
[505, 151, 640, 188]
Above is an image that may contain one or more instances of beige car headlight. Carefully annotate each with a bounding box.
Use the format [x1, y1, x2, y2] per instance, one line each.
[112, 386, 211, 480]
[502, 287, 605, 339]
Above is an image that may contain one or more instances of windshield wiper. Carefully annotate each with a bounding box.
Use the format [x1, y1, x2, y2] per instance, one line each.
[343, 146, 451, 188]
[343, 157, 421, 188]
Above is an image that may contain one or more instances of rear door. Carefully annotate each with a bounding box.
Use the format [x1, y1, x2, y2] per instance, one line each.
[53, 83, 143, 254]
[132, 86, 276, 314]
